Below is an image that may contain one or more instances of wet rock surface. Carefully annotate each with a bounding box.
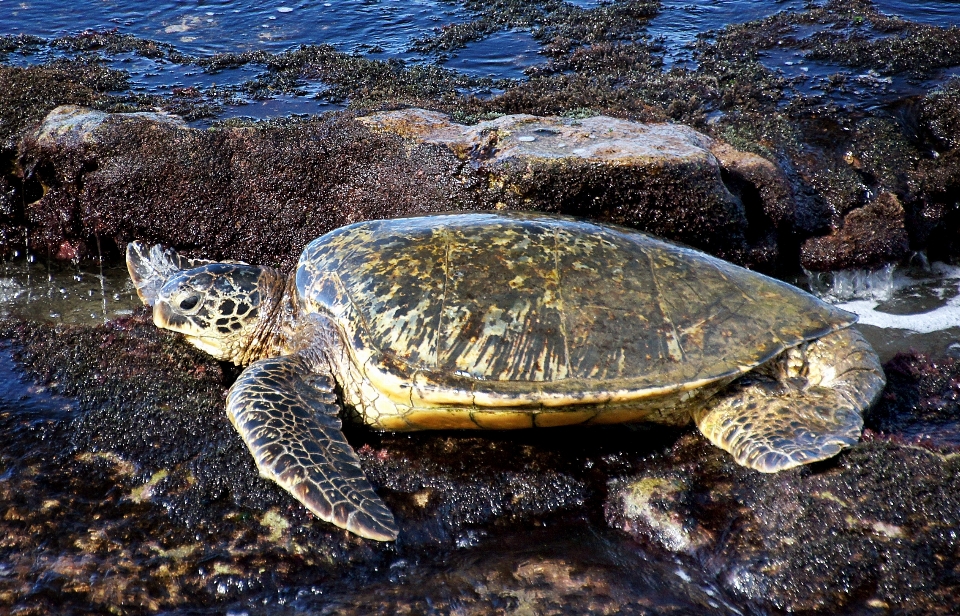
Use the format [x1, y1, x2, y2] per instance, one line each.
[14, 105, 481, 269]
[0, 314, 737, 614]
[2, 0, 960, 612]
[12, 105, 784, 268]
[606, 347, 960, 614]
[1, 313, 958, 614]
[800, 191, 910, 270]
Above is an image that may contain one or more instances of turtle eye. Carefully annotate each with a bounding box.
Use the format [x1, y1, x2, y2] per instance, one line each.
[178, 293, 202, 312]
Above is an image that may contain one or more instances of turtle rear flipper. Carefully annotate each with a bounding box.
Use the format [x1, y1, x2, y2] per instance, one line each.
[227, 354, 399, 541]
[126, 242, 217, 306]
[694, 328, 885, 472]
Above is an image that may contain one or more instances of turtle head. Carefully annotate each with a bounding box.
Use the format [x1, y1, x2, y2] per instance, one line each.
[127, 243, 286, 364]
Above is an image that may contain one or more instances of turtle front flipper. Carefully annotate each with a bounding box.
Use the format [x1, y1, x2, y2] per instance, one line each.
[694, 327, 885, 472]
[227, 354, 399, 541]
[126, 242, 216, 306]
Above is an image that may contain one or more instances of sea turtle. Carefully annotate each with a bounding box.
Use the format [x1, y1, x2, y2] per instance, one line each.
[127, 212, 885, 541]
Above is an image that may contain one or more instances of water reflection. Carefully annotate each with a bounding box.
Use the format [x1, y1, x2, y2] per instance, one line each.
[0, 258, 141, 325]
[0, 0, 469, 57]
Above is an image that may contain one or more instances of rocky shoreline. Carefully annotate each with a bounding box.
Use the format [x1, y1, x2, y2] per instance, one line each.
[1, 313, 958, 614]
[2, 0, 960, 613]
[2, 2, 959, 272]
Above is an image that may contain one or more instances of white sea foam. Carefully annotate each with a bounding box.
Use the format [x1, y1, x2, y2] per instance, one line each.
[830, 262, 960, 334]
[806, 263, 897, 302]
[839, 297, 960, 333]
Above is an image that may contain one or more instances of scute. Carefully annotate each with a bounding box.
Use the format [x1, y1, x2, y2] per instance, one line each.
[296, 212, 854, 401]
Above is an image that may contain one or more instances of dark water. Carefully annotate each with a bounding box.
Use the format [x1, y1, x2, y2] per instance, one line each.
[647, 0, 807, 67]
[6, 0, 958, 62]
[0, 0, 468, 57]
[873, 0, 960, 25]
[4, 0, 960, 120]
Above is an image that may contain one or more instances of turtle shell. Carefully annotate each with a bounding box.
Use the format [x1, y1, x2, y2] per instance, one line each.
[296, 212, 853, 418]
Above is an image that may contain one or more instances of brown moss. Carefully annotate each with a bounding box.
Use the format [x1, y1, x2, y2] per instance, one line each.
[0, 61, 127, 148]
[800, 192, 910, 270]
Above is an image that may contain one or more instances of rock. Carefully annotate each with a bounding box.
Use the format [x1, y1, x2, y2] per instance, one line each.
[13, 105, 790, 268]
[606, 349, 960, 614]
[362, 109, 794, 266]
[0, 315, 630, 613]
[800, 192, 910, 271]
[605, 475, 714, 553]
[866, 351, 960, 449]
[32, 105, 187, 150]
[921, 77, 960, 152]
[3, 311, 960, 613]
[16, 105, 488, 268]
[0, 63, 125, 149]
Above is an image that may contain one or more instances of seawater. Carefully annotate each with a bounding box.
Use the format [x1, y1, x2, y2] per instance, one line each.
[813, 261, 960, 361]
[4, 0, 959, 120]
[0, 0, 469, 57]
[0, 259, 140, 325]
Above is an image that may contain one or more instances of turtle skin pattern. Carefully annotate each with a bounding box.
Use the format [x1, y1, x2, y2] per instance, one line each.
[694, 327, 885, 472]
[226, 354, 399, 541]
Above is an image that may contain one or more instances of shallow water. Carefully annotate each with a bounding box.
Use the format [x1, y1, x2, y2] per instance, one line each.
[647, 0, 807, 68]
[0, 259, 140, 325]
[826, 262, 960, 361]
[4, 0, 959, 122]
[873, 0, 960, 26]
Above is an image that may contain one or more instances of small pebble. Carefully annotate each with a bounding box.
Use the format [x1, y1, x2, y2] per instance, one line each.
[517, 136, 536, 142]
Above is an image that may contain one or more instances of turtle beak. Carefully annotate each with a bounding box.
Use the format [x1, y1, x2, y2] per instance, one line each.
[154, 300, 189, 331]
[183, 334, 228, 359]
[154, 301, 230, 360]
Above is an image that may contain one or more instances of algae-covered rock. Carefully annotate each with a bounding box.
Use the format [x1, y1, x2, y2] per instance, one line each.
[922, 78, 960, 152]
[1, 308, 957, 614]
[607, 350, 960, 614]
[361, 108, 796, 263]
[800, 192, 911, 271]
[0, 315, 621, 613]
[18, 105, 481, 268]
[15, 105, 793, 268]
